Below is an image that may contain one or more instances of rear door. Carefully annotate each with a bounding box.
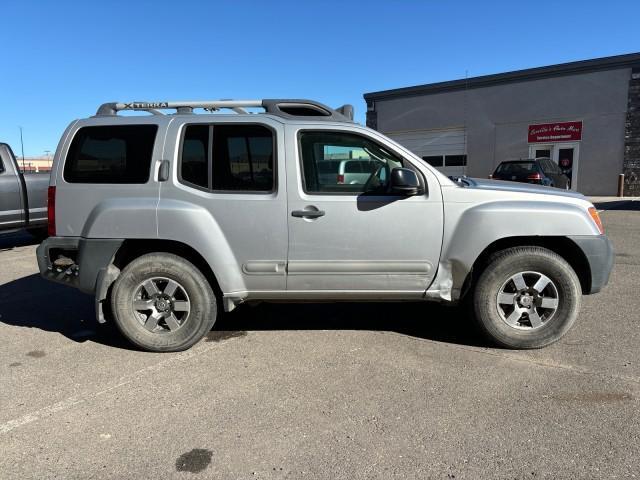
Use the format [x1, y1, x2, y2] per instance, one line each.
[161, 117, 288, 292]
[285, 125, 444, 295]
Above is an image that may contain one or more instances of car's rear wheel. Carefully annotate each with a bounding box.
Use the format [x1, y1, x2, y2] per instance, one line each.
[473, 246, 581, 349]
[111, 253, 217, 352]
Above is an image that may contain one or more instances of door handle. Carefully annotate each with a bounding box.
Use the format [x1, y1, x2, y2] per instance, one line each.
[158, 160, 170, 181]
[291, 209, 325, 218]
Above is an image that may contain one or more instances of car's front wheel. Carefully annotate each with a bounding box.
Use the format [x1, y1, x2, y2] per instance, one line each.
[111, 253, 217, 352]
[473, 246, 581, 349]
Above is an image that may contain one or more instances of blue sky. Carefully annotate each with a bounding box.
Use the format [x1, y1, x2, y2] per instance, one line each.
[1, 0, 639, 156]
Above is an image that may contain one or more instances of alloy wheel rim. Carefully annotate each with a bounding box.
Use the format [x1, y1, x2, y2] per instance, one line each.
[496, 271, 559, 330]
[132, 277, 191, 333]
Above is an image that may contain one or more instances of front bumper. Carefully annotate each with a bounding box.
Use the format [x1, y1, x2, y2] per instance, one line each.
[567, 235, 614, 294]
[36, 237, 123, 294]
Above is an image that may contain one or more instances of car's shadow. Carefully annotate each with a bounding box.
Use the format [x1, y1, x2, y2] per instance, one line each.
[215, 301, 486, 347]
[0, 273, 132, 349]
[0, 274, 488, 351]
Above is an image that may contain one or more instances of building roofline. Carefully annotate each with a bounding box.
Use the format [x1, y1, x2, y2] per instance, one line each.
[364, 52, 640, 102]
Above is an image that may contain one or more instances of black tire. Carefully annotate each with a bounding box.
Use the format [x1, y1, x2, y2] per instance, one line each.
[473, 246, 581, 349]
[111, 253, 217, 352]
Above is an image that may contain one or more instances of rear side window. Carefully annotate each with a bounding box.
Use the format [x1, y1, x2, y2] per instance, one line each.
[181, 125, 210, 188]
[540, 159, 561, 174]
[64, 125, 157, 183]
[538, 159, 550, 173]
[179, 124, 275, 192]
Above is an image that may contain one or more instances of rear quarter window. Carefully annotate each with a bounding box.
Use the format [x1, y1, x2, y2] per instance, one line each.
[64, 125, 158, 183]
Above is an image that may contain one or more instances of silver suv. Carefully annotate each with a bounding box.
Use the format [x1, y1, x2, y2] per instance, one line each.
[37, 99, 613, 352]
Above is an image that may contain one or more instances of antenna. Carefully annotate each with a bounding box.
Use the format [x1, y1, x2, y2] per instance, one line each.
[19, 126, 25, 171]
[463, 69, 469, 177]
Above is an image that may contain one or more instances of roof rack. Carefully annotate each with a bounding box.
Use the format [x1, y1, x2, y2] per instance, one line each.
[95, 99, 355, 122]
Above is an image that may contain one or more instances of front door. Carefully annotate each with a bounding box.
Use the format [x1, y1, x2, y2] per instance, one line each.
[285, 126, 444, 296]
[0, 154, 23, 230]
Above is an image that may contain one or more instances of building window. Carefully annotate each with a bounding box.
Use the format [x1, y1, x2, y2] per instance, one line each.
[445, 154, 467, 167]
[422, 155, 443, 167]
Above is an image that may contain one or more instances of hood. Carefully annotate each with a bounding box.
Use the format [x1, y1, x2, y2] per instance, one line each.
[459, 177, 586, 200]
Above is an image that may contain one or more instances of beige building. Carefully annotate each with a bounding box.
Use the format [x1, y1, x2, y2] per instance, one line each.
[16, 156, 53, 173]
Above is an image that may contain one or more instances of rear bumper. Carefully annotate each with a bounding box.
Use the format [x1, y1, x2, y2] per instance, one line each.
[36, 237, 123, 294]
[567, 235, 614, 294]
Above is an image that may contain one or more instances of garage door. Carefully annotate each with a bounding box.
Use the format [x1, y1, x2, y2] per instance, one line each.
[385, 128, 467, 177]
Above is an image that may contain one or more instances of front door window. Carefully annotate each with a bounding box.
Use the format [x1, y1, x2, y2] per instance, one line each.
[298, 131, 404, 195]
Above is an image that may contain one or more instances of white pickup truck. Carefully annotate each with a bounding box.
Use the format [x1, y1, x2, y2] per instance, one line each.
[0, 143, 49, 237]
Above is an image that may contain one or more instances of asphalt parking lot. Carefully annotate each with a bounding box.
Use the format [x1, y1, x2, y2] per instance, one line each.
[1, 200, 639, 479]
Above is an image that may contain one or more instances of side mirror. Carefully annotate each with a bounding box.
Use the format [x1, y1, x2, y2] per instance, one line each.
[390, 168, 423, 195]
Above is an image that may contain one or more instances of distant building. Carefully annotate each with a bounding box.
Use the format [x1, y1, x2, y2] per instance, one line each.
[17, 156, 53, 173]
[364, 53, 640, 196]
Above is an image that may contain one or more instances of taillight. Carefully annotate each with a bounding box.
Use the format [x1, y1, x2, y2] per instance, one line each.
[47, 186, 56, 237]
[588, 207, 604, 234]
[337, 174, 345, 184]
[527, 173, 542, 181]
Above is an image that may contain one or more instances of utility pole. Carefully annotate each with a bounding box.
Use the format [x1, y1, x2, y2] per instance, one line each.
[44, 150, 52, 173]
[19, 126, 25, 170]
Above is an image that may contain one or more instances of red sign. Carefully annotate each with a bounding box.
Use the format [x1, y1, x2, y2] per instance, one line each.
[528, 121, 582, 143]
